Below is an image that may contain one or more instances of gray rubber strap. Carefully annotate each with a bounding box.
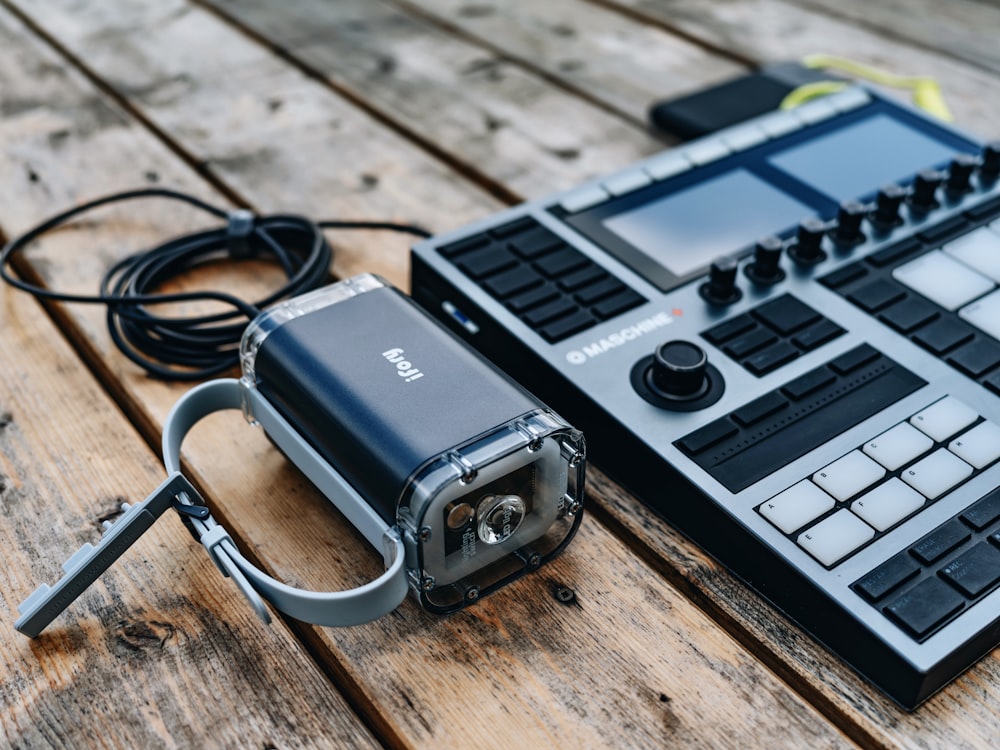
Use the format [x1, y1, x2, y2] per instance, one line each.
[161, 378, 409, 627]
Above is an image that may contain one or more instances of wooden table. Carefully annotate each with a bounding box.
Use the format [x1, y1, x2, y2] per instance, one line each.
[2, 1, 999, 747]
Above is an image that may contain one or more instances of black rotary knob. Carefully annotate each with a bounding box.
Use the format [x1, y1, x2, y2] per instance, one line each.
[699, 256, 742, 306]
[745, 235, 785, 285]
[982, 142, 1000, 181]
[872, 184, 906, 227]
[910, 168, 944, 211]
[651, 340, 709, 398]
[833, 200, 867, 246]
[946, 153, 977, 194]
[788, 217, 827, 266]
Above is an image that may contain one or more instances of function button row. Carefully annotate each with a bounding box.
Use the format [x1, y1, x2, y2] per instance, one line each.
[677, 346, 925, 494]
[757, 396, 1000, 568]
[701, 294, 845, 376]
[437, 218, 645, 343]
[852, 488, 1000, 640]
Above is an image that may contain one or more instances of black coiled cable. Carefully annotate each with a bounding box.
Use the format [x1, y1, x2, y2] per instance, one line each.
[0, 188, 431, 380]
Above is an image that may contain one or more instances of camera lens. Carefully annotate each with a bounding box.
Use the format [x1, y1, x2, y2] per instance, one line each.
[476, 494, 526, 544]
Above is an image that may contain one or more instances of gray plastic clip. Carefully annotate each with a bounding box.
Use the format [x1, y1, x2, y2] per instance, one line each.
[15, 472, 205, 637]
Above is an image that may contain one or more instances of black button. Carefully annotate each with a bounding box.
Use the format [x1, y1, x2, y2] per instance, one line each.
[723, 327, 775, 359]
[457, 245, 518, 279]
[884, 576, 964, 638]
[984, 371, 1000, 397]
[877, 298, 939, 334]
[592, 289, 644, 319]
[829, 343, 880, 375]
[820, 262, 868, 289]
[537, 310, 595, 343]
[868, 238, 923, 268]
[912, 318, 975, 355]
[960, 489, 1000, 531]
[702, 314, 756, 345]
[507, 227, 563, 259]
[847, 280, 907, 313]
[781, 367, 837, 400]
[963, 196, 1000, 222]
[522, 297, 578, 327]
[853, 552, 921, 602]
[534, 247, 588, 277]
[947, 339, 1000, 378]
[676, 418, 738, 455]
[791, 319, 845, 351]
[940, 542, 1000, 598]
[574, 277, 624, 305]
[557, 264, 606, 291]
[506, 283, 559, 313]
[910, 518, 971, 565]
[482, 266, 544, 299]
[490, 216, 537, 238]
[917, 216, 970, 245]
[744, 341, 799, 375]
[753, 295, 821, 335]
[439, 233, 490, 258]
[732, 392, 788, 427]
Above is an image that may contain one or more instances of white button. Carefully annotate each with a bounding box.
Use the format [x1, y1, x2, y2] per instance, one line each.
[644, 152, 691, 181]
[797, 510, 875, 566]
[756, 111, 802, 138]
[910, 396, 979, 442]
[721, 126, 767, 152]
[959, 289, 1000, 341]
[829, 87, 871, 113]
[945, 227, 1000, 282]
[892, 250, 994, 311]
[813, 450, 886, 501]
[862, 422, 934, 471]
[900, 448, 973, 499]
[759, 480, 836, 534]
[851, 478, 925, 532]
[684, 139, 731, 166]
[603, 169, 652, 197]
[792, 98, 838, 125]
[559, 185, 608, 213]
[948, 420, 1000, 469]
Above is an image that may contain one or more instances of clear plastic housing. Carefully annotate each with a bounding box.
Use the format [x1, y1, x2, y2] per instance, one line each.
[397, 408, 585, 613]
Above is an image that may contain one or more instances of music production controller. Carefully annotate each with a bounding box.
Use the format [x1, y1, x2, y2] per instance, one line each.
[410, 87, 1000, 708]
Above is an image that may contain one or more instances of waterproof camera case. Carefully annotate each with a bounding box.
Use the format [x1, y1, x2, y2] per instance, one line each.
[16, 274, 584, 635]
[240, 274, 585, 612]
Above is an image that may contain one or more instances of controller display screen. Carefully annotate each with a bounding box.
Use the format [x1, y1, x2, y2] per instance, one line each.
[769, 114, 958, 202]
[602, 169, 812, 277]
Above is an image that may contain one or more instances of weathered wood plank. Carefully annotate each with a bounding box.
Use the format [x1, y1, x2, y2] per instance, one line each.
[192, 0, 665, 198]
[787, 0, 1000, 76]
[214, 0, 744, 133]
[599, 0, 1000, 139]
[0, 1, 860, 747]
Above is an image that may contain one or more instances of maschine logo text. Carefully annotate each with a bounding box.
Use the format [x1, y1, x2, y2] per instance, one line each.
[565, 312, 673, 365]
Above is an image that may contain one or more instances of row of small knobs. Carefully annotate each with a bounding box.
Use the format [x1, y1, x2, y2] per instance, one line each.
[700, 144, 1000, 306]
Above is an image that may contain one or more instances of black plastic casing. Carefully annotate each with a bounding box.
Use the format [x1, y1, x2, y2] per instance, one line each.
[251, 284, 541, 522]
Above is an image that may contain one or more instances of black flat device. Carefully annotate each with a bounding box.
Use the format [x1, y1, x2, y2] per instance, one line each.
[410, 87, 1000, 708]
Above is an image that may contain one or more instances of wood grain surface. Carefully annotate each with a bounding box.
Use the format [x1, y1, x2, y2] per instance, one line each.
[1, 0, 998, 747]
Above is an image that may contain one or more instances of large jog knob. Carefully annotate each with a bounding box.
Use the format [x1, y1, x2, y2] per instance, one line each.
[651, 340, 710, 399]
[631, 339, 724, 410]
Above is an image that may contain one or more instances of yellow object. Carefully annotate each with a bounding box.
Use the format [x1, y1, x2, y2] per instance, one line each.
[780, 54, 953, 121]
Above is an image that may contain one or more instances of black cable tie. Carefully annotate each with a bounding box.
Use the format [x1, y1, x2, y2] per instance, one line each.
[226, 209, 257, 259]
